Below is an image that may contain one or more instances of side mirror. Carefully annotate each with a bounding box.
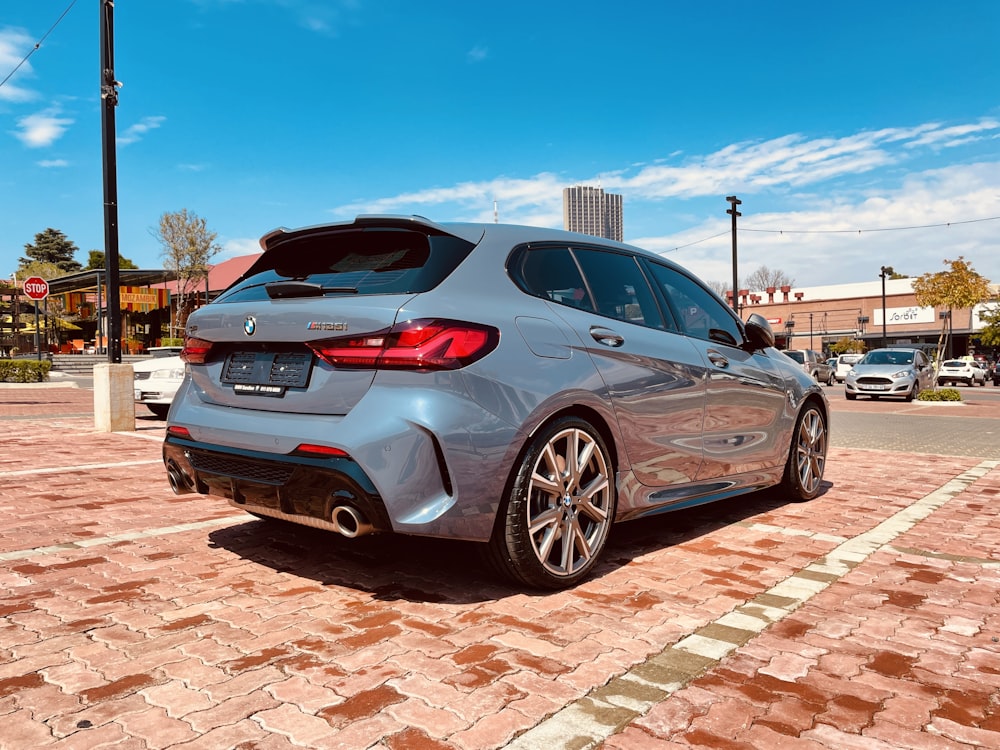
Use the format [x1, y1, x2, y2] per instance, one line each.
[744, 313, 775, 351]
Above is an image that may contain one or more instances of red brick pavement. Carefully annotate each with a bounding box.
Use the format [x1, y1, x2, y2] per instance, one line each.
[1, 384, 998, 749]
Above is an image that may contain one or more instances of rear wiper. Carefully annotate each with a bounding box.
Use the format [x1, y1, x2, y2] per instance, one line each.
[265, 281, 359, 299]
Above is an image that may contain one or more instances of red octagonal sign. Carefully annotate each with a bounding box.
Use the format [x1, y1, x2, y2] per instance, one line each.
[23, 276, 50, 301]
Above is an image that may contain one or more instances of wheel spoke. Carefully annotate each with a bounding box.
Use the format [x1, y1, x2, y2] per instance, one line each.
[523, 426, 613, 579]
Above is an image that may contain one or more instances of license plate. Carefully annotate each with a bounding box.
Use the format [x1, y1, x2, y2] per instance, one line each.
[860, 384, 890, 391]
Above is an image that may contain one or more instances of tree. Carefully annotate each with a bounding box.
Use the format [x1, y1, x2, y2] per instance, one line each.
[19, 228, 82, 274]
[829, 336, 864, 355]
[86, 250, 138, 270]
[912, 257, 992, 368]
[153, 209, 221, 336]
[978, 303, 1000, 348]
[744, 265, 794, 292]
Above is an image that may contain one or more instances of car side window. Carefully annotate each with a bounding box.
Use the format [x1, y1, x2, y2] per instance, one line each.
[518, 246, 595, 311]
[644, 262, 743, 346]
[570, 248, 664, 329]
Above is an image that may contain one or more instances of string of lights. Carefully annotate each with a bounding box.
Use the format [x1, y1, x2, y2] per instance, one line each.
[663, 215, 1000, 254]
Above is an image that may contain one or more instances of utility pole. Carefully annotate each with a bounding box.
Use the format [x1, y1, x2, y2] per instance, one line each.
[100, 0, 122, 364]
[879, 265, 893, 349]
[726, 196, 741, 313]
[95, 0, 134, 433]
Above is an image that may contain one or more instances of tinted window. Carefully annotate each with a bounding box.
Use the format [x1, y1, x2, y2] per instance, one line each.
[516, 246, 665, 329]
[784, 351, 805, 364]
[571, 248, 663, 328]
[644, 262, 743, 346]
[517, 246, 594, 311]
[215, 229, 475, 302]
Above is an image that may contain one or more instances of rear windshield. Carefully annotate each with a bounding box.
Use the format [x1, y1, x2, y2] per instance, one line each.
[784, 351, 805, 364]
[942, 360, 966, 367]
[215, 229, 475, 303]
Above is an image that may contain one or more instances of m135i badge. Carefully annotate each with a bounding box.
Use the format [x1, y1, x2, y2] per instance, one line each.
[244, 316, 256, 336]
[306, 322, 348, 331]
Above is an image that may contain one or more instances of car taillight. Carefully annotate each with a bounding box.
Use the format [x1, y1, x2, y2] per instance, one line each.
[181, 337, 214, 364]
[308, 319, 499, 371]
[292, 443, 349, 458]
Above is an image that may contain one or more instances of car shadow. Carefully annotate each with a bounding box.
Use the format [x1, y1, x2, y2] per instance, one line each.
[206, 481, 832, 604]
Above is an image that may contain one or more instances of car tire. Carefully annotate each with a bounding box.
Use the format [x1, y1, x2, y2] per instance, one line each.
[905, 383, 919, 402]
[781, 402, 827, 502]
[485, 417, 615, 589]
[826, 372, 835, 386]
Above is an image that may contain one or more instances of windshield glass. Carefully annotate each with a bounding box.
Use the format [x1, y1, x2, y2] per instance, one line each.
[784, 351, 805, 364]
[861, 350, 913, 366]
[215, 229, 475, 303]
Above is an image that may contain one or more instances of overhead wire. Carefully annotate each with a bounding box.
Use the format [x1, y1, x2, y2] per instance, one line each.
[0, 0, 79, 91]
[661, 215, 1000, 254]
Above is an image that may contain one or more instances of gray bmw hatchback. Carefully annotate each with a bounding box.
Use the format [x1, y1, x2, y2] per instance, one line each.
[164, 216, 829, 589]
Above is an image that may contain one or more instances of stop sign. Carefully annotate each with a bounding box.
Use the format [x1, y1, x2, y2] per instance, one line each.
[23, 276, 50, 300]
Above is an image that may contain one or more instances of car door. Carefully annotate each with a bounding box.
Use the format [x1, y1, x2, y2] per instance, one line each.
[641, 260, 790, 481]
[515, 244, 707, 487]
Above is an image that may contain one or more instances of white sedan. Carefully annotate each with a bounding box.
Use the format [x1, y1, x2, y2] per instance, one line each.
[133, 355, 186, 418]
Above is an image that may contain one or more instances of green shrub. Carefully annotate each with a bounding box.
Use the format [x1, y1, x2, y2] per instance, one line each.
[160, 337, 184, 347]
[0, 359, 52, 382]
[917, 388, 962, 402]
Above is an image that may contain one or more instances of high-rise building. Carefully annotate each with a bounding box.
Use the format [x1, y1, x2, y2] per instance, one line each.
[562, 186, 623, 241]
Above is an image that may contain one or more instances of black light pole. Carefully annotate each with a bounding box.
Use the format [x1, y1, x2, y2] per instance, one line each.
[726, 196, 741, 313]
[879, 265, 893, 349]
[100, 0, 122, 364]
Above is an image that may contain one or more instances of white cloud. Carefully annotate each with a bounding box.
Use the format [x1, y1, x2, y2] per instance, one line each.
[328, 118, 1000, 288]
[217, 236, 263, 261]
[118, 115, 166, 146]
[0, 28, 38, 103]
[37, 159, 68, 168]
[13, 108, 72, 147]
[467, 45, 488, 63]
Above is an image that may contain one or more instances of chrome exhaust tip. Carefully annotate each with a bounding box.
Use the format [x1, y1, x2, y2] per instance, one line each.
[331, 505, 373, 538]
[166, 462, 192, 495]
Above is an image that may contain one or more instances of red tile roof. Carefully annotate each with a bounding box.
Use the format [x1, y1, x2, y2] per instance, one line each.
[154, 253, 262, 295]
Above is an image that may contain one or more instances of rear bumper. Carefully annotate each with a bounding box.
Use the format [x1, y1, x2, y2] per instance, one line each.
[163, 437, 393, 533]
[162, 378, 522, 541]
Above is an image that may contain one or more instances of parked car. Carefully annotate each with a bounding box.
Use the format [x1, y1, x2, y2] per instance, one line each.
[844, 348, 934, 401]
[134, 355, 186, 418]
[782, 349, 836, 386]
[163, 216, 829, 589]
[937, 359, 986, 387]
[834, 353, 863, 383]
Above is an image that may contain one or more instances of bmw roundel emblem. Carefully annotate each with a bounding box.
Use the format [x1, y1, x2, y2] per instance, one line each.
[243, 315, 256, 336]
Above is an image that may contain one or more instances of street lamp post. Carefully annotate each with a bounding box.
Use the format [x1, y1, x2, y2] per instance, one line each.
[726, 196, 741, 313]
[879, 266, 893, 348]
[784, 319, 795, 347]
[809, 313, 813, 351]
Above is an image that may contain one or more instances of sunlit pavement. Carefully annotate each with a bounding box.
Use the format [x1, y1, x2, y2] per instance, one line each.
[1, 384, 998, 749]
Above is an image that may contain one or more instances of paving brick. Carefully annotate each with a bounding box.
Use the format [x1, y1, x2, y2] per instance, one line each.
[4, 387, 1000, 749]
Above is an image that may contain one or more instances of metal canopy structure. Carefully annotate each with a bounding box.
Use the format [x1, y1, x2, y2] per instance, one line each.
[45, 268, 178, 295]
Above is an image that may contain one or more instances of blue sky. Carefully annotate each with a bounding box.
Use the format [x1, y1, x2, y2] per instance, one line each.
[2, 0, 999, 290]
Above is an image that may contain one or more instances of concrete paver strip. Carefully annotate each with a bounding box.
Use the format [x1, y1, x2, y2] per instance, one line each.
[1, 387, 999, 748]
